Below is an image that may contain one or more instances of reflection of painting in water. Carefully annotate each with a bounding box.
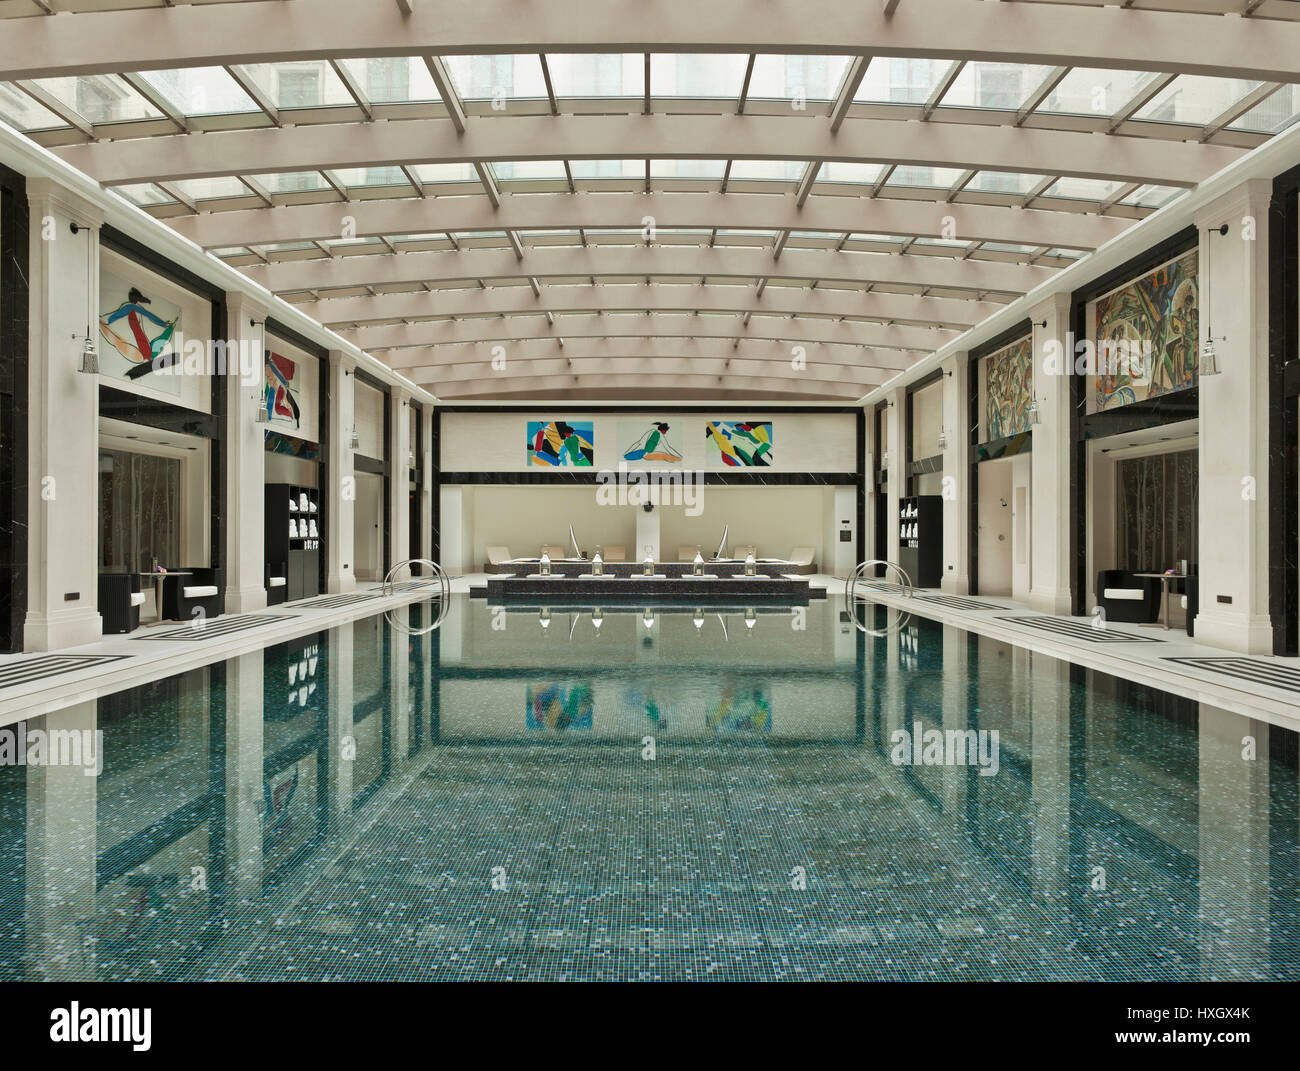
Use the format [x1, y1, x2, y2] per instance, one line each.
[984, 336, 1032, 440]
[1094, 250, 1198, 412]
[527, 420, 594, 467]
[705, 421, 773, 467]
[620, 420, 682, 463]
[622, 680, 771, 734]
[527, 682, 594, 730]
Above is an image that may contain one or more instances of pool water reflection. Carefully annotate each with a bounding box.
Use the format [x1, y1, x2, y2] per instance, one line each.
[0, 596, 1296, 981]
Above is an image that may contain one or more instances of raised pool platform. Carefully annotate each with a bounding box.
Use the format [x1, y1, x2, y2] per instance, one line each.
[474, 567, 824, 603]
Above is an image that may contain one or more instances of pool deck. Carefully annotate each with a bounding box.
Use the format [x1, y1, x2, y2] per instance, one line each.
[0, 572, 1298, 731]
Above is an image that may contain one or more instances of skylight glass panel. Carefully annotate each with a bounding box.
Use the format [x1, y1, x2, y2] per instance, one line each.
[1228, 85, 1300, 134]
[410, 162, 480, 183]
[649, 159, 727, 179]
[491, 160, 569, 181]
[980, 241, 1039, 253]
[1036, 68, 1159, 118]
[939, 63, 1054, 110]
[1133, 75, 1263, 126]
[728, 160, 806, 181]
[1043, 177, 1124, 202]
[136, 67, 259, 116]
[819, 161, 887, 185]
[338, 57, 440, 104]
[171, 176, 252, 200]
[261, 171, 330, 193]
[444, 54, 546, 101]
[964, 171, 1043, 196]
[651, 54, 747, 98]
[239, 62, 353, 108]
[0, 85, 66, 131]
[110, 183, 175, 207]
[331, 167, 411, 189]
[32, 74, 160, 125]
[569, 159, 644, 179]
[1116, 184, 1185, 209]
[545, 54, 643, 98]
[886, 166, 966, 189]
[854, 58, 953, 105]
[749, 54, 852, 102]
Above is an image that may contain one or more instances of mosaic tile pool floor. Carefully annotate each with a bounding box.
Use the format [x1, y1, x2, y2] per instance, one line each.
[1, 596, 1297, 982]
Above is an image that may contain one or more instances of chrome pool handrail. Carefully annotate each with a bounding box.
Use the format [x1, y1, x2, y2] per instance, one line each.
[844, 559, 914, 636]
[381, 558, 452, 634]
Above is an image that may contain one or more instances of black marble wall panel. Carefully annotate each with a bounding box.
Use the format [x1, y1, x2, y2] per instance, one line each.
[439, 470, 857, 486]
[0, 163, 27, 652]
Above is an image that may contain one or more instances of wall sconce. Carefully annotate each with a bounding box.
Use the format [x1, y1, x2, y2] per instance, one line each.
[881, 449, 890, 467]
[1201, 223, 1229, 377]
[73, 221, 99, 375]
[1028, 399, 1041, 425]
[937, 426, 948, 451]
[408, 450, 415, 468]
[349, 425, 360, 450]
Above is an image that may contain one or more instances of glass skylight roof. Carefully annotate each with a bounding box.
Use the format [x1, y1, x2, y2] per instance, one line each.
[728, 160, 806, 182]
[239, 62, 354, 109]
[29, 74, 160, 124]
[444, 54, 547, 101]
[749, 54, 852, 102]
[1036, 68, 1158, 117]
[854, 58, 954, 106]
[337, 57, 440, 104]
[941, 63, 1055, 111]
[819, 162, 888, 185]
[544, 54, 643, 98]
[135, 67, 258, 116]
[1133, 75, 1264, 126]
[0, 86, 65, 131]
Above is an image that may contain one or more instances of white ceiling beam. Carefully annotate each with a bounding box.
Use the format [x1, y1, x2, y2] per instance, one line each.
[56, 113, 1235, 189]
[329, 58, 374, 121]
[829, 54, 871, 134]
[423, 55, 466, 133]
[6, 0, 1299, 83]
[344, 312, 954, 354]
[223, 65, 281, 126]
[429, 371, 871, 401]
[413, 358, 891, 389]
[241, 243, 1049, 295]
[294, 284, 1002, 331]
[165, 190, 1127, 252]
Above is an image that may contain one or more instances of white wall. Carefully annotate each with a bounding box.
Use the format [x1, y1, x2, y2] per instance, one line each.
[1011, 452, 1032, 601]
[977, 461, 1013, 596]
[440, 410, 857, 473]
[354, 381, 385, 459]
[910, 380, 943, 460]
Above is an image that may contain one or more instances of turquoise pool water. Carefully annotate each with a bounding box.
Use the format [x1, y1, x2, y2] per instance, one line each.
[0, 595, 1296, 982]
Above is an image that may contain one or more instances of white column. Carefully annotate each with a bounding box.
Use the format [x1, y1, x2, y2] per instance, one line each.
[222, 292, 268, 614]
[389, 604, 411, 757]
[1029, 292, 1074, 615]
[224, 651, 263, 903]
[885, 388, 905, 565]
[635, 500, 660, 562]
[419, 403, 434, 563]
[1194, 180, 1274, 653]
[941, 352, 970, 594]
[24, 179, 103, 651]
[325, 350, 356, 593]
[388, 387, 411, 572]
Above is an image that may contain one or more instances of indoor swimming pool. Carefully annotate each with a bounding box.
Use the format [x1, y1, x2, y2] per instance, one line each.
[0, 595, 1296, 983]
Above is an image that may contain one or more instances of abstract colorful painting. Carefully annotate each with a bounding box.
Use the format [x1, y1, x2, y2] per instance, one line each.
[527, 420, 594, 467]
[705, 420, 773, 468]
[984, 335, 1032, 440]
[99, 272, 183, 396]
[618, 420, 682, 464]
[1093, 250, 1198, 412]
[264, 350, 301, 428]
[527, 682, 594, 731]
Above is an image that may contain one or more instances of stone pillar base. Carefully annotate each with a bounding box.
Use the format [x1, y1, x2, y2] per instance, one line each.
[224, 585, 268, 615]
[23, 608, 102, 652]
[1194, 611, 1274, 655]
[941, 573, 970, 596]
[1028, 588, 1073, 616]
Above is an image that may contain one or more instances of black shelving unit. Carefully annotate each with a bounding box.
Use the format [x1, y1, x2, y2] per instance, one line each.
[897, 494, 943, 589]
[265, 483, 322, 602]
